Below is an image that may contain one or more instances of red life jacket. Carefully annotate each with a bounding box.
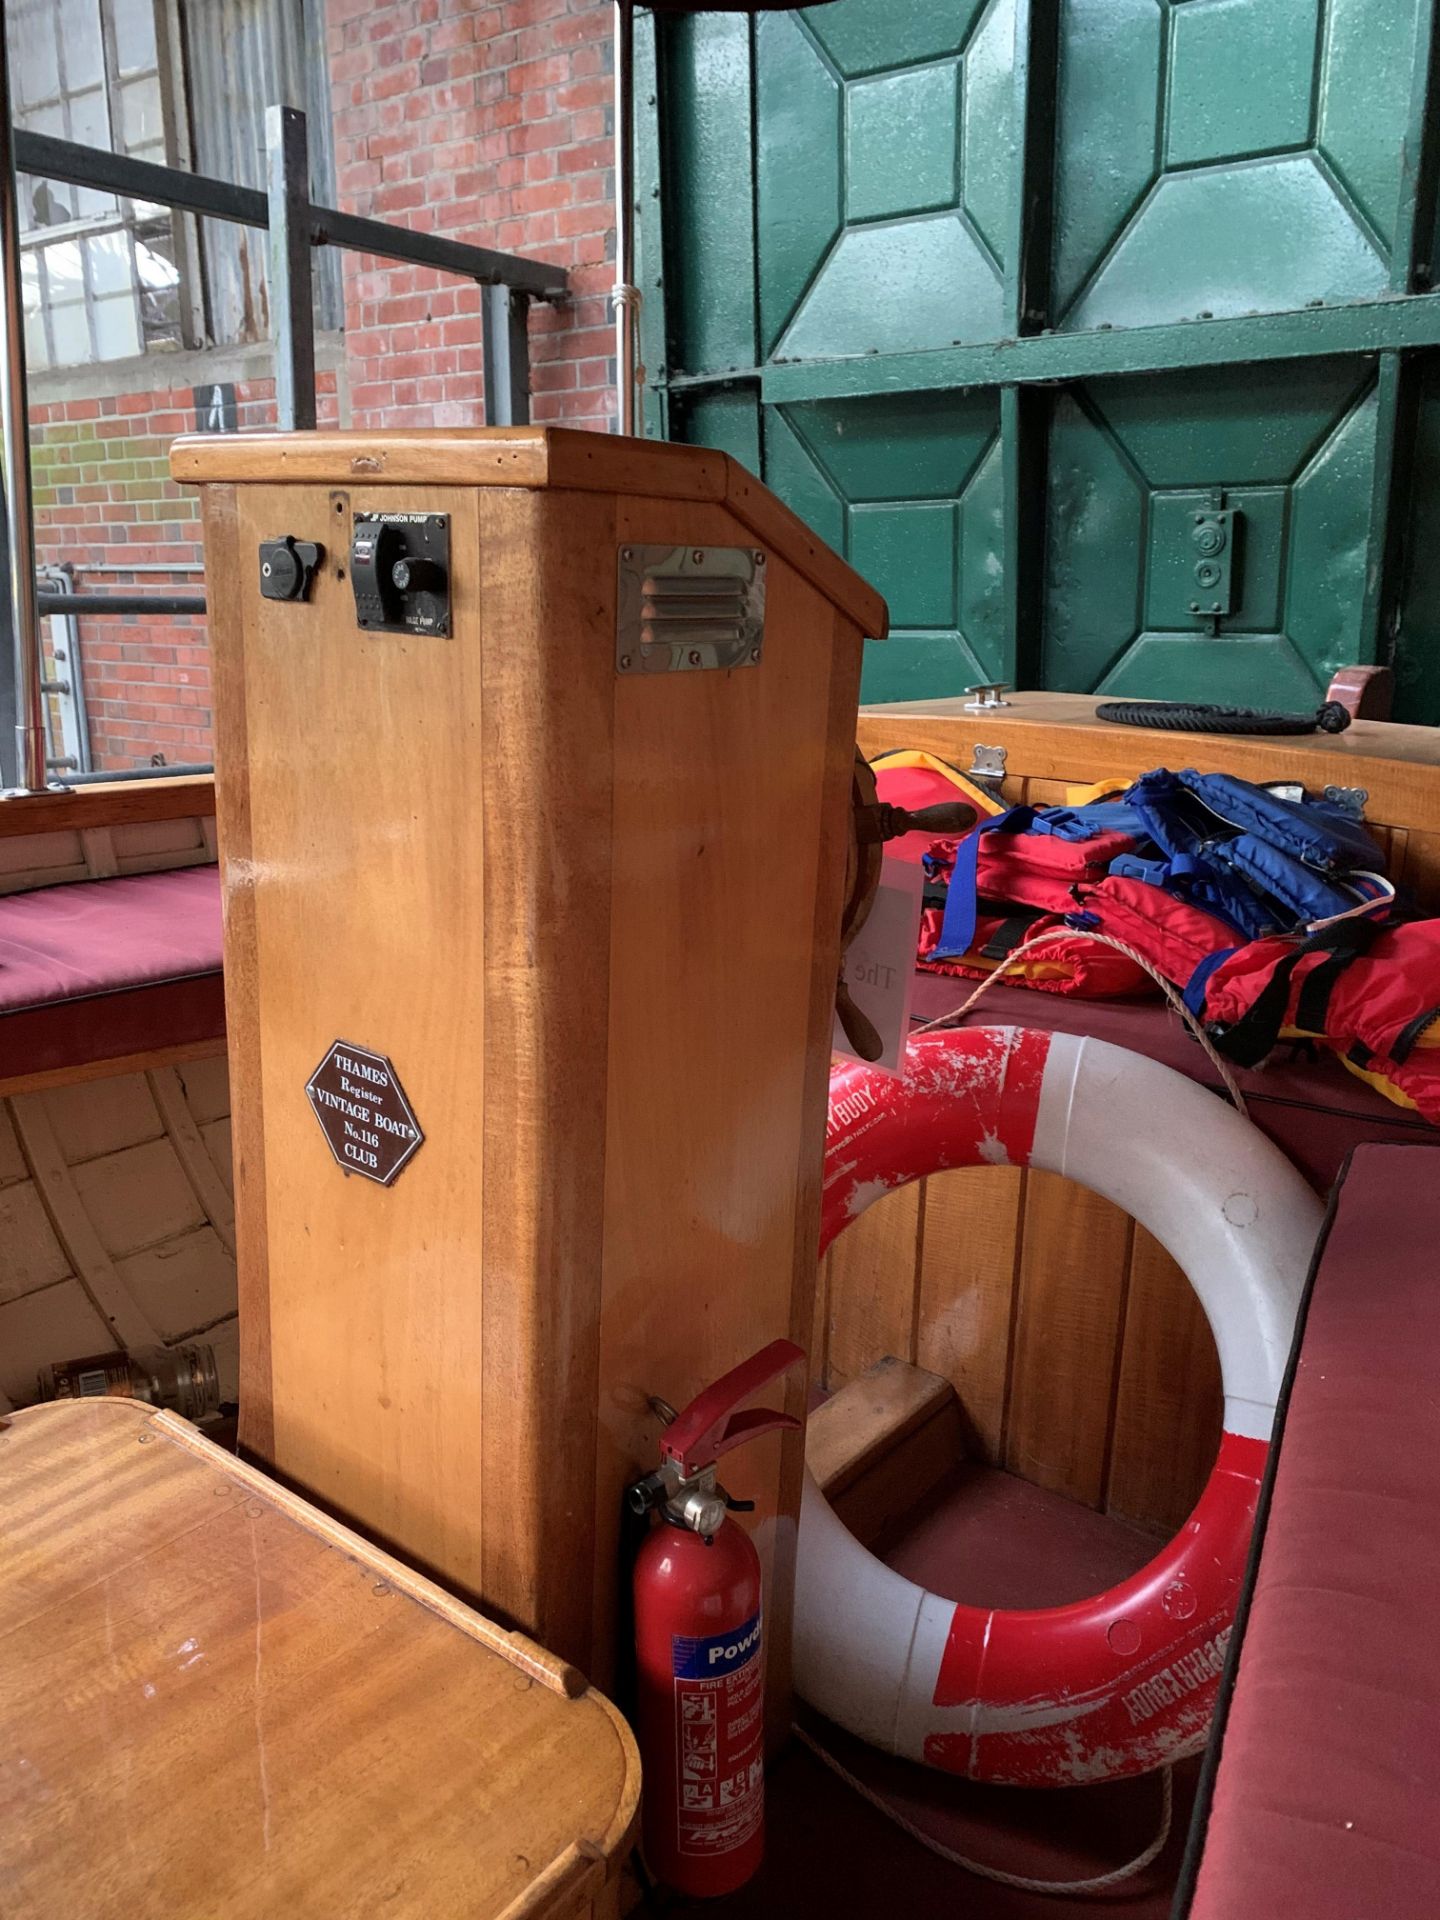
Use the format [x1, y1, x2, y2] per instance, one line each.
[1190, 919, 1440, 1124]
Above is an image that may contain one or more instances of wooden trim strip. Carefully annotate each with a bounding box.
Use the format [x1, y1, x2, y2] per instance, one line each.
[0, 775, 215, 837]
[170, 428, 888, 632]
[0, 1038, 226, 1100]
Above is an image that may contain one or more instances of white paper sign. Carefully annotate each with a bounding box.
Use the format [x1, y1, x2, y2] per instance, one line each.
[832, 854, 924, 1077]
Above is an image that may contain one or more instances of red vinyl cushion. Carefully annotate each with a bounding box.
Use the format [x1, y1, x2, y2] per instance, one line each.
[1185, 1143, 1440, 1919]
[0, 866, 223, 1080]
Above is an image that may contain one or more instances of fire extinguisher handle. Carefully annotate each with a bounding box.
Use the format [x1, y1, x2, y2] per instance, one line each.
[660, 1338, 805, 1477]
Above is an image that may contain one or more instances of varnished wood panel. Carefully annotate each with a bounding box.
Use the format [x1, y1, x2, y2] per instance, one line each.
[824, 1182, 923, 1386]
[915, 1165, 1025, 1462]
[594, 493, 858, 1719]
[1005, 1171, 1135, 1507]
[857, 691, 1440, 839]
[0, 1400, 637, 1920]
[477, 485, 616, 1667]
[808, 1357, 967, 1553]
[228, 480, 490, 1595]
[1105, 1228, 1224, 1536]
[0, 773, 214, 838]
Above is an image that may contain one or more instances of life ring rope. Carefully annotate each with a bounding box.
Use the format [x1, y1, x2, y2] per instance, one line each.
[796, 1026, 1321, 1787]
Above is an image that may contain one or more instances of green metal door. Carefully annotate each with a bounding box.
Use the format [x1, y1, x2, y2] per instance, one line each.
[637, 0, 1440, 717]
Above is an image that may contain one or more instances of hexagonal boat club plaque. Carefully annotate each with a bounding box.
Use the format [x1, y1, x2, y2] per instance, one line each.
[305, 1040, 424, 1187]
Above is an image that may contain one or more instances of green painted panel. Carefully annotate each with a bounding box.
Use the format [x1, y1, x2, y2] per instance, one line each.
[859, 633, 987, 704]
[677, 389, 762, 474]
[650, 1, 1437, 710]
[775, 388, 998, 499]
[1285, 378, 1379, 680]
[958, 435, 1007, 679]
[1318, 0, 1426, 250]
[1046, 364, 1379, 700]
[1166, 0, 1319, 172]
[851, 502, 958, 626]
[805, 0, 984, 79]
[763, 407, 846, 554]
[756, 11, 842, 359]
[1098, 635, 1325, 707]
[1056, 0, 1417, 329]
[763, 391, 1001, 702]
[661, 15, 755, 374]
[753, 3, 1009, 361]
[1068, 157, 1387, 332]
[1052, 0, 1162, 321]
[960, 0, 1014, 269]
[846, 62, 959, 223]
[1044, 391, 1146, 691]
[1088, 357, 1372, 487]
[777, 215, 1002, 359]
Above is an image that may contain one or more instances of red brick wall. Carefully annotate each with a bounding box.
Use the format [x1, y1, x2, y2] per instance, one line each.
[28, 0, 618, 771]
[329, 0, 616, 429]
[30, 375, 342, 769]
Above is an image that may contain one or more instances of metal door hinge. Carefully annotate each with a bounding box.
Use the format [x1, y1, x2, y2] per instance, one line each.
[616, 544, 766, 675]
[966, 743, 1008, 796]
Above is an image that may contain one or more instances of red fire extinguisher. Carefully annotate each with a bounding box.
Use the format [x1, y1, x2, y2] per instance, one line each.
[627, 1338, 805, 1900]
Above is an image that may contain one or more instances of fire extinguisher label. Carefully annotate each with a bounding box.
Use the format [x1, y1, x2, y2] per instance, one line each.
[670, 1610, 764, 1857]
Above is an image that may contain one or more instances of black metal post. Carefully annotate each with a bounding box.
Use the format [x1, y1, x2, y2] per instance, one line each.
[267, 106, 317, 432]
[482, 284, 531, 426]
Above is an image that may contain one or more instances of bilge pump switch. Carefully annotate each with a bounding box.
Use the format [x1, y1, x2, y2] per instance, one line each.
[350, 512, 451, 636]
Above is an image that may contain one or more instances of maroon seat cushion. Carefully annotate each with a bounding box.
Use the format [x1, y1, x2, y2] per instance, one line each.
[909, 973, 1435, 1190]
[0, 866, 224, 1081]
[1178, 1143, 1440, 1918]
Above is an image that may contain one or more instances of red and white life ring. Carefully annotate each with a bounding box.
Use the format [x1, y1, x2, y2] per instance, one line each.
[794, 1026, 1321, 1787]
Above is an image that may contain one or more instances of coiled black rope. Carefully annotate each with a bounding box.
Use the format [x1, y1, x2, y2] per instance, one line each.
[1095, 699, 1351, 737]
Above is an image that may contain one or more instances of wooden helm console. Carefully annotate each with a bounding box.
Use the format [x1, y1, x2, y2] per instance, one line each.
[171, 427, 886, 1712]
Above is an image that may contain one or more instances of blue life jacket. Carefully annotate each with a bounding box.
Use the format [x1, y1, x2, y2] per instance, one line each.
[1114, 769, 1391, 940]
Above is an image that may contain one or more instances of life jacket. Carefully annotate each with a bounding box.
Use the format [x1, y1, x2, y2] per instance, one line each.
[1187, 918, 1440, 1124]
[1066, 874, 1238, 985]
[915, 897, 1153, 998]
[1118, 769, 1392, 939]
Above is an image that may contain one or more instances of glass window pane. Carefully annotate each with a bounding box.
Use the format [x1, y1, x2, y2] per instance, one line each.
[24, 306, 50, 371]
[120, 76, 161, 153]
[85, 228, 133, 296]
[11, 2, 60, 110]
[42, 239, 84, 304]
[59, 0, 104, 91]
[110, 0, 158, 73]
[68, 84, 111, 152]
[23, 175, 79, 232]
[93, 291, 140, 359]
[49, 298, 91, 366]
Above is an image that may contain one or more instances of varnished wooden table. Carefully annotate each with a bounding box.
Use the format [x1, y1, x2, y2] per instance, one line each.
[0, 1401, 638, 1919]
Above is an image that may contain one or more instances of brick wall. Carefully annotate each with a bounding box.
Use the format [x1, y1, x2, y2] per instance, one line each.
[31, 374, 343, 769]
[27, 0, 617, 771]
[330, 0, 616, 430]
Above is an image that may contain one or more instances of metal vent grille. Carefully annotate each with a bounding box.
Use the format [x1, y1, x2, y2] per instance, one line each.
[616, 545, 766, 674]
